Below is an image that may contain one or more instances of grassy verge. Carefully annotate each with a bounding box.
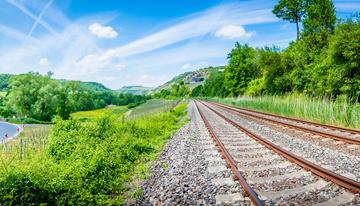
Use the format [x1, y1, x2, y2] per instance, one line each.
[205, 95, 360, 129]
[0, 102, 187, 205]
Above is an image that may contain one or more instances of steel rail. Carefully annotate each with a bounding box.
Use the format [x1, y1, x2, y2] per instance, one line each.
[207, 101, 360, 145]
[220, 103, 360, 134]
[194, 101, 265, 206]
[199, 100, 360, 193]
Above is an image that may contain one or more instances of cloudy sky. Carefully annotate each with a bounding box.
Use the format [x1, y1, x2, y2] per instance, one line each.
[0, 0, 359, 89]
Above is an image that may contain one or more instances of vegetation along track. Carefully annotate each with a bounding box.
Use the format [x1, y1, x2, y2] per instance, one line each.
[207, 101, 360, 145]
[194, 100, 359, 205]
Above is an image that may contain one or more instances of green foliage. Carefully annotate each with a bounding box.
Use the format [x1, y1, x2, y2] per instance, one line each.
[302, 0, 336, 53]
[153, 81, 190, 99]
[0, 74, 12, 91]
[0, 102, 188, 205]
[190, 85, 204, 97]
[190, 3, 359, 101]
[4, 72, 148, 121]
[272, 0, 306, 39]
[224, 43, 258, 96]
[6, 73, 59, 121]
[202, 71, 227, 97]
[0, 107, 11, 118]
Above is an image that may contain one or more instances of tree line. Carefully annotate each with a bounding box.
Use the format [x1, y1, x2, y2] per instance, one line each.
[1, 72, 148, 122]
[191, 0, 359, 101]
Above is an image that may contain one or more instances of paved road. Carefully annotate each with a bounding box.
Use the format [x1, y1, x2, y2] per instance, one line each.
[0, 122, 20, 140]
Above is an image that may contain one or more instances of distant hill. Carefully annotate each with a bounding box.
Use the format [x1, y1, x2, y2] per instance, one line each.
[118, 86, 154, 95]
[153, 66, 225, 92]
[70, 81, 110, 91]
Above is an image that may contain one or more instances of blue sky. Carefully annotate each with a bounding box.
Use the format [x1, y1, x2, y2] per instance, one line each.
[0, 0, 359, 89]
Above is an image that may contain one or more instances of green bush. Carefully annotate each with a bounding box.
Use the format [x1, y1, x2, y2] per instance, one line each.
[0, 103, 187, 205]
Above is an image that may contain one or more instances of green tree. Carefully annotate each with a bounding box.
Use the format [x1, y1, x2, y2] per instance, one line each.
[302, 0, 336, 51]
[7, 73, 59, 120]
[272, 0, 306, 40]
[202, 72, 227, 97]
[314, 17, 360, 99]
[191, 85, 204, 97]
[224, 43, 258, 96]
[256, 47, 292, 94]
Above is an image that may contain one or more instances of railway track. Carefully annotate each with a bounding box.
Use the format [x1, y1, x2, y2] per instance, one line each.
[194, 100, 359, 205]
[207, 101, 360, 145]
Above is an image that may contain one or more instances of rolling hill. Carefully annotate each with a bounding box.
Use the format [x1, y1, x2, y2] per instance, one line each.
[153, 66, 225, 92]
[118, 86, 154, 95]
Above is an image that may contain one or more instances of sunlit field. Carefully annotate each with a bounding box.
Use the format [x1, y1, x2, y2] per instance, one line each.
[127, 99, 180, 119]
[71, 106, 129, 121]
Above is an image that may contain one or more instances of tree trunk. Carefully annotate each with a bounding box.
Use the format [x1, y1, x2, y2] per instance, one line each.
[296, 21, 300, 40]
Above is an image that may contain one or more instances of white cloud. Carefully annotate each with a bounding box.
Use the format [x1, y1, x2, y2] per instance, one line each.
[215, 25, 255, 40]
[88, 22, 118, 39]
[76, 3, 276, 73]
[182, 61, 209, 70]
[0, 1, 283, 89]
[39, 58, 50, 66]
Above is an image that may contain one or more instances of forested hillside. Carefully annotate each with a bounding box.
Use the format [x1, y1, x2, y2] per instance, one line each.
[118, 86, 154, 95]
[190, 1, 360, 101]
[152, 66, 224, 98]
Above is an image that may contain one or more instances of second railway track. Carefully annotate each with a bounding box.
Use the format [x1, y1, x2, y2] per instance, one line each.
[194, 100, 359, 205]
[207, 101, 360, 145]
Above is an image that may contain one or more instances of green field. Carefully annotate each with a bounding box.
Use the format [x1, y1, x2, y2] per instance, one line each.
[206, 95, 360, 129]
[127, 99, 179, 119]
[71, 106, 128, 121]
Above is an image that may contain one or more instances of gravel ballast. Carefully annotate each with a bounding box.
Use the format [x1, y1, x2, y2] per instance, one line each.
[135, 101, 249, 205]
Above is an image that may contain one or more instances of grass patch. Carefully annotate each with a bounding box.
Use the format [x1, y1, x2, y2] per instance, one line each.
[0, 102, 188, 205]
[71, 106, 128, 121]
[205, 95, 360, 129]
[127, 99, 179, 119]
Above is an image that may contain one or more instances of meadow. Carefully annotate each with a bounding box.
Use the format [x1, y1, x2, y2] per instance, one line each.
[0, 101, 188, 205]
[71, 105, 129, 121]
[126, 99, 179, 119]
[206, 95, 360, 129]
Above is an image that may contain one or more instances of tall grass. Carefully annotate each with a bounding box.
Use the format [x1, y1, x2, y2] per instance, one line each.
[206, 94, 360, 129]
